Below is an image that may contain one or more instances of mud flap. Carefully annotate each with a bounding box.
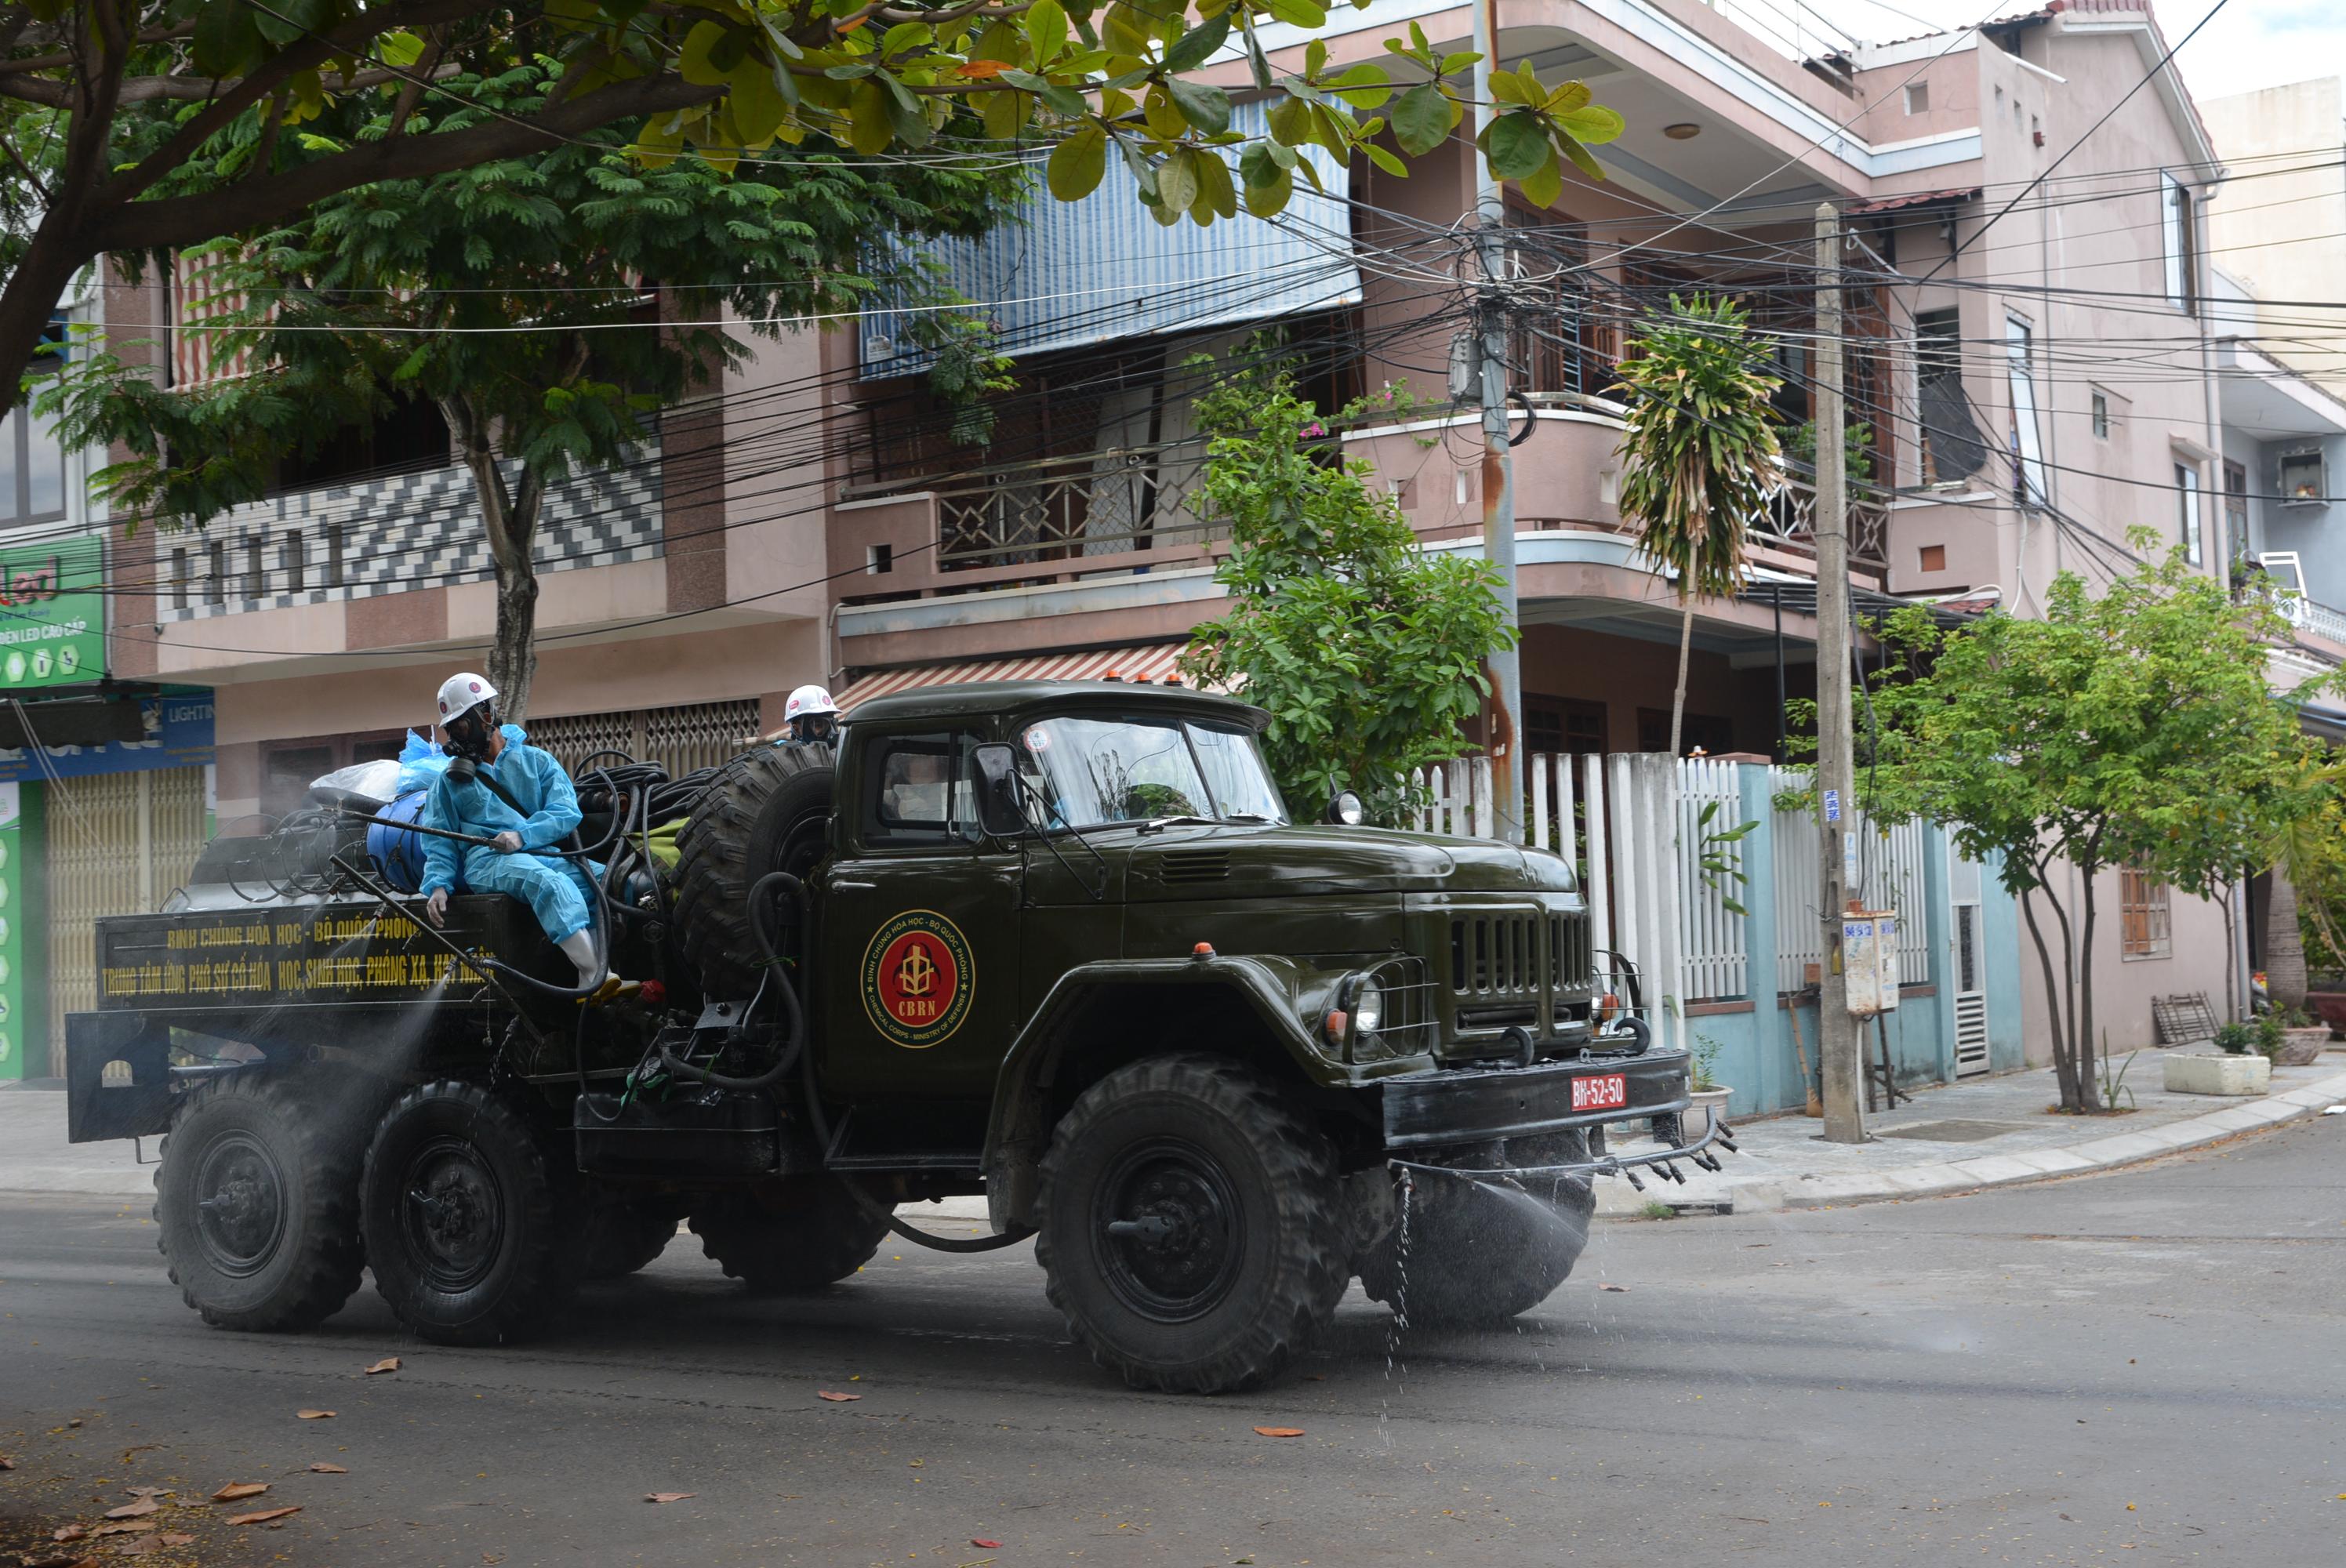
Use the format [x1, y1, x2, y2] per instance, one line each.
[64, 1011, 174, 1144]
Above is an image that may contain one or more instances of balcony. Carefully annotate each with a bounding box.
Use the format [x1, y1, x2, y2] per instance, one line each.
[2268, 589, 2346, 652]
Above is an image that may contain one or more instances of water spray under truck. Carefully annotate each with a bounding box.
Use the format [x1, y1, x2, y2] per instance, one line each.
[62, 680, 1732, 1393]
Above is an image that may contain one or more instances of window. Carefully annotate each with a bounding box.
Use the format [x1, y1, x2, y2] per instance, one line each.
[1637, 709, 1733, 757]
[260, 731, 405, 818]
[2279, 448, 2326, 504]
[1905, 82, 1929, 114]
[2, 344, 69, 532]
[2176, 462, 2203, 567]
[2161, 172, 2195, 312]
[2006, 318, 2049, 508]
[1527, 697, 1607, 757]
[1016, 713, 1285, 829]
[2223, 460, 2250, 563]
[862, 731, 982, 848]
[281, 532, 305, 593]
[1916, 307, 1985, 484]
[2120, 866, 2172, 959]
[1919, 543, 1948, 572]
[2090, 391, 2110, 438]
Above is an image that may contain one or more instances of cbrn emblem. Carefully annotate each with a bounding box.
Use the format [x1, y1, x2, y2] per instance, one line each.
[861, 909, 975, 1048]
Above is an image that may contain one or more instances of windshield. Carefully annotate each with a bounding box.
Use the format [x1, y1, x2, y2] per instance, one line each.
[1018, 713, 1288, 829]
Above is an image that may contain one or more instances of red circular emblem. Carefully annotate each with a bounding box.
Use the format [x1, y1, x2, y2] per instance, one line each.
[861, 910, 974, 1048]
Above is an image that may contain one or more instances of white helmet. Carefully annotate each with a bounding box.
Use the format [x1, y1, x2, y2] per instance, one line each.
[436, 671, 498, 723]
[784, 684, 839, 723]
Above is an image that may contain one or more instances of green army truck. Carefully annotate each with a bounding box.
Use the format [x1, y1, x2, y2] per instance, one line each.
[63, 681, 1727, 1392]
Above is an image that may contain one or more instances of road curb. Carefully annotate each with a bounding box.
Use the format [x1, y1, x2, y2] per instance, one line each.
[1619, 1066, 2346, 1217]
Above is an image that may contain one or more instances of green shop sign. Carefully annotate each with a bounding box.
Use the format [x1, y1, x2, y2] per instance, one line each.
[0, 535, 103, 688]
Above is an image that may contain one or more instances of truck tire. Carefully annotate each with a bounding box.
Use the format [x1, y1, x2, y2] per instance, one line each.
[1037, 1054, 1349, 1394]
[1356, 1134, 1595, 1327]
[688, 1179, 889, 1294]
[360, 1081, 579, 1345]
[673, 743, 833, 1000]
[152, 1070, 369, 1333]
[576, 1196, 683, 1280]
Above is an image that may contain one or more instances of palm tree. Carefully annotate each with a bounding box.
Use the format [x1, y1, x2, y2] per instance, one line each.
[1613, 296, 1785, 756]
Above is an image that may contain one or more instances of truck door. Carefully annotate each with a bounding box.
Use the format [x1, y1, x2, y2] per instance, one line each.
[817, 725, 1022, 1125]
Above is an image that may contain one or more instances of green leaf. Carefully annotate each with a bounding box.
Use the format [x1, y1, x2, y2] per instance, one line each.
[847, 79, 893, 154]
[1327, 63, 1391, 108]
[1487, 68, 1535, 107]
[1155, 146, 1199, 213]
[1260, 0, 1327, 27]
[1244, 167, 1293, 217]
[1047, 121, 1109, 200]
[1360, 141, 1405, 176]
[1518, 144, 1563, 208]
[192, 0, 264, 77]
[1102, 2, 1152, 56]
[679, 20, 732, 88]
[1557, 131, 1608, 182]
[1266, 93, 1309, 147]
[1390, 82, 1450, 157]
[1194, 147, 1237, 220]
[877, 71, 932, 147]
[1162, 12, 1233, 74]
[1545, 79, 1592, 114]
[1552, 103, 1626, 146]
[1164, 78, 1230, 135]
[981, 85, 1031, 141]
[1026, 0, 1069, 63]
[377, 29, 427, 68]
[1483, 112, 1549, 180]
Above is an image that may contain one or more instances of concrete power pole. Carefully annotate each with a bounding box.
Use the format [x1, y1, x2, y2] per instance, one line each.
[1813, 204, 1865, 1145]
[1471, 0, 1523, 844]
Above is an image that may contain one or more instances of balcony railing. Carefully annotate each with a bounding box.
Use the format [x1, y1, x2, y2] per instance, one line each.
[2272, 590, 2346, 647]
[856, 437, 1223, 572]
[1749, 470, 1890, 568]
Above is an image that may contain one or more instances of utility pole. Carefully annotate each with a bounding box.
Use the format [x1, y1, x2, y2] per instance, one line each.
[1813, 203, 1864, 1145]
[1471, 0, 1523, 844]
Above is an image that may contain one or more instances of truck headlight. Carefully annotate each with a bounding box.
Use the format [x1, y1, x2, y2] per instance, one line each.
[1350, 975, 1384, 1035]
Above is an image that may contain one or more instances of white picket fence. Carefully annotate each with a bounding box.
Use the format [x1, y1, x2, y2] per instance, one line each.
[1409, 750, 1937, 1053]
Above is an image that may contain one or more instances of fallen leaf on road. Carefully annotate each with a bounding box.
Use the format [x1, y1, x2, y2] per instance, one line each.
[645, 1493, 695, 1504]
[91, 1520, 153, 1537]
[54, 1525, 89, 1542]
[124, 1487, 165, 1499]
[211, 1482, 269, 1502]
[309, 1462, 348, 1474]
[225, 1506, 302, 1526]
[1598, 1283, 1629, 1293]
[815, 1391, 860, 1403]
[102, 1499, 159, 1519]
[20, 1554, 95, 1568]
[365, 1357, 401, 1375]
[972, 1539, 1004, 1549]
[110, 1535, 162, 1555]
[160, 1536, 194, 1549]
[296, 1410, 336, 1420]
[0, 1454, 16, 1469]
[1251, 1427, 1305, 1439]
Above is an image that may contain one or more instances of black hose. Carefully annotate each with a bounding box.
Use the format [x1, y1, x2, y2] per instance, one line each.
[738, 872, 1031, 1254]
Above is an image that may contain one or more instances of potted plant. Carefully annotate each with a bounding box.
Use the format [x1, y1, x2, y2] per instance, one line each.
[1684, 1032, 1732, 1142]
[2264, 1007, 2330, 1066]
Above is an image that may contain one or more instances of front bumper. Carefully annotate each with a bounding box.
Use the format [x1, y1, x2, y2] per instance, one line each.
[1379, 1044, 1690, 1149]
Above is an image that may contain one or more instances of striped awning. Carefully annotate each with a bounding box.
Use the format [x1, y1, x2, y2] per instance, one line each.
[767, 645, 1195, 738]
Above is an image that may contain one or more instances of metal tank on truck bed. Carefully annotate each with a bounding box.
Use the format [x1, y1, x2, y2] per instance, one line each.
[63, 680, 1732, 1392]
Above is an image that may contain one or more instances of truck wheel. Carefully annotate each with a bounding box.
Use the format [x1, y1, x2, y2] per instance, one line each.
[1037, 1054, 1348, 1394]
[688, 1179, 889, 1293]
[360, 1082, 579, 1345]
[673, 743, 833, 999]
[1356, 1134, 1596, 1328]
[152, 1071, 368, 1333]
[576, 1196, 684, 1280]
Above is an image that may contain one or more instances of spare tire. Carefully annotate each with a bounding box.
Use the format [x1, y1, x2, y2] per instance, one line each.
[674, 743, 834, 999]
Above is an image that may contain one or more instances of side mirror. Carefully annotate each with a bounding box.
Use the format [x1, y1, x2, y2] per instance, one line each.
[971, 743, 1029, 838]
[1324, 789, 1366, 826]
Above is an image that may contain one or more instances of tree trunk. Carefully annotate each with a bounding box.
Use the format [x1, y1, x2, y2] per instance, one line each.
[2268, 862, 2307, 1014]
[1669, 600, 1693, 758]
[2221, 876, 2239, 1023]
[443, 397, 543, 725]
[2076, 868, 2101, 1112]
[2021, 887, 2078, 1112]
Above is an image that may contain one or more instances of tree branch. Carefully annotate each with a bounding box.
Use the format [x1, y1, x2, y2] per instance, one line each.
[88, 71, 724, 255]
[102, 0, 488, 209]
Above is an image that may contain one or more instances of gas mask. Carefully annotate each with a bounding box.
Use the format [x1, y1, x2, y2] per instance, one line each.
[795, 712, 839, 746]
[444, 700, 498, 764]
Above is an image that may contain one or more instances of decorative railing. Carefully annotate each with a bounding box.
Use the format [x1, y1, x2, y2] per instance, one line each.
[1749, 470, 1890, 568]
[855, 438, 1222, 572]
[2272, 590, 2346, 646]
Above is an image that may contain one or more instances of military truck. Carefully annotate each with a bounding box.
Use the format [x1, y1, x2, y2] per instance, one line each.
[63, 681, 1727, 1392]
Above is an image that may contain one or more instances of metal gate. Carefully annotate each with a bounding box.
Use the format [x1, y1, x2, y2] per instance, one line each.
[529, 699, 761, 780]
[1948, 848, 1991, 1077]
[46, 767, 210, 1072]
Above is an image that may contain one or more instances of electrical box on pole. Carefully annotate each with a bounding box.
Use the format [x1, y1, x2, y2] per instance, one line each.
[1841, 911, 1901, 1018]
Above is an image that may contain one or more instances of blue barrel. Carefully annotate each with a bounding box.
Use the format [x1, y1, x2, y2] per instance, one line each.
[368, 789, 432, 893]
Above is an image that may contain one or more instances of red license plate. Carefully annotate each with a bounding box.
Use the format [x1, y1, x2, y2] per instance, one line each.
[1571, 1073, 1628, 1112]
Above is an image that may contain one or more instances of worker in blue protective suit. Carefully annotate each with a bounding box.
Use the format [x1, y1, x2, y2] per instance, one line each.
[417, 671, 634, 1001]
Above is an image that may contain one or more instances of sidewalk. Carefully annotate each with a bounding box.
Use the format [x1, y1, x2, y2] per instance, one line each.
[12, 1050, 2346, 1218]
[1596, 1047, 2346, 1217]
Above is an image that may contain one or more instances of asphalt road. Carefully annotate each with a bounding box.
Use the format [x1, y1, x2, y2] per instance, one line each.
[4, 1118, 2342, 1568]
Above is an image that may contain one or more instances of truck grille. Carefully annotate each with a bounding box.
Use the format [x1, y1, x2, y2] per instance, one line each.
[1446, 910, 1594, 1013]
[1157, 850, 1230, 884]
